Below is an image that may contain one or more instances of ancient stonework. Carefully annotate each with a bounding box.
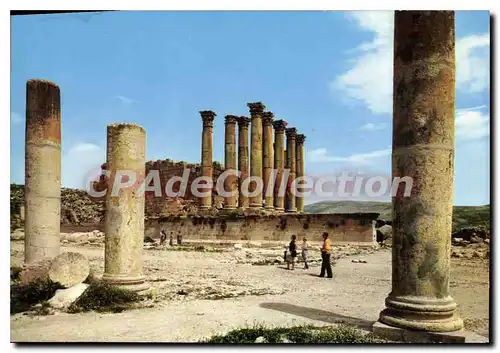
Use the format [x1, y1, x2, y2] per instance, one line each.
[262, 112, 275, 210]
[224, 115, 238, 210]
[24, 79, 61, 264]
[199, 111, 216, 210]
[377, 11, 463, 332]
[273, 119, 288, 212]
[237, 116, 251, 210]
[296, 134, 306, 213]
[102, 123, 149, 293]
[285, 127, 297, 213]
[247, 102, 266, 209]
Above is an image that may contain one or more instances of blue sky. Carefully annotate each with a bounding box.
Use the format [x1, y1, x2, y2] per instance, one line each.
[10, 11, 490, 205]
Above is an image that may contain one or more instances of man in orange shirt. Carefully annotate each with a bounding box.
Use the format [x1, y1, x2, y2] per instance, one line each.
[319, 232, 333, 278]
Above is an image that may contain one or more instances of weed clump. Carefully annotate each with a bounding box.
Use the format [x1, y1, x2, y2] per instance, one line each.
[68, 279, 142, 314]
[204, 324, 386, 344]
[10, 277, 63, 314]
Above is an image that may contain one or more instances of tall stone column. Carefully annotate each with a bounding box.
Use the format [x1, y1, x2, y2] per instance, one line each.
[24, 79, 61, 264]
[273, 119, 288, 212]
[224, 115, 238, 210]
[285, 127, 297, 213]
[296, 134, 306, 213]
[247, 102, 265, 209]
[103, 123, 149, 293]
[199, 111, 216, 210]
[377, 11, 463, 332]
[262, 112, 275, 210]
[237, 116, 250, 209]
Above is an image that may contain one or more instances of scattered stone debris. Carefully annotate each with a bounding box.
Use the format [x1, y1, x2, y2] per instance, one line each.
[48, 283, 89, 310]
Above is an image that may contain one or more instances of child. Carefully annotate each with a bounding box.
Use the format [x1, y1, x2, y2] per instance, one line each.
[302, 237, 310, 269]
[287, 235, 297, 270]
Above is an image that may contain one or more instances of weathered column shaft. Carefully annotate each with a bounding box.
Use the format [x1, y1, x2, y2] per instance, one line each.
[247, 102, 266, 209]
[200, 111, 216, 209]
[262, 112, 275, 210]
[224, 115, 238, 210]
[273, 120, 288, 212]
[378, 10, 463, 332]
[103, 123, 149, 293]
[237, 116, 250, 209]
[296, 134, 306, 212]
[24, 79, 61, 264]
[285, 128, 297, 213]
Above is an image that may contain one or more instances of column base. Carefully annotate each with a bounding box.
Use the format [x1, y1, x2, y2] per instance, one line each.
[273, 207, 284, 212]
[378, 295, 464, 332]
[223, 206, 237, 211]
[264, 206, 275, 210]
[372, 321, 488, 343]
[199, 205, 211, 210]
[285, 208, 297, 213]
[102, 274, 150, 294]
[249, 204, 263, 209]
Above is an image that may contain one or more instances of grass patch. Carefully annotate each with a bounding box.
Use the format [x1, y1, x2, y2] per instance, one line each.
[11, 278, 63, 314]
[68, 279, 143, 314]
[203, 324, 387, 344]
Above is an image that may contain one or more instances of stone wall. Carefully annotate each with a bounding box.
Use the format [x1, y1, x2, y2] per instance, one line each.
[145, 213, 378, 244]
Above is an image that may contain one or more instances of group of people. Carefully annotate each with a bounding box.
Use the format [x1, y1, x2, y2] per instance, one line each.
[285, 232, 333, 278]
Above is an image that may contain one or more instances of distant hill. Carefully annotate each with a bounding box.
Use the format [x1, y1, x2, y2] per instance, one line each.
[305, 201, 490, 233]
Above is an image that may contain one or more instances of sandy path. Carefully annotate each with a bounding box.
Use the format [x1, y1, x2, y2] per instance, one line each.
[10, 243, 489, 342]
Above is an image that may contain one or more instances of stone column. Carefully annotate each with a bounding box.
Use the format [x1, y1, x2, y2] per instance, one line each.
[199, 110, 216, 210]
[296, 134, 306, 213]
[24, 79, 61, 264]
[272, 119, 288, 212]
[285, 128, 297, 213]
[377, 11, 463, 332]
[237, 116, 250, 209]
[262, 112, 275, 210]
[224, 115, 238, 210]
[103, 123, 149, 293]
[247, 102, 265, 209]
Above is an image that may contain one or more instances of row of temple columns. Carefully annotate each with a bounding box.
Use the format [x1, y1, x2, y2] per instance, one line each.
[199, 102, 306, 213]
[22, 10, 463, 333]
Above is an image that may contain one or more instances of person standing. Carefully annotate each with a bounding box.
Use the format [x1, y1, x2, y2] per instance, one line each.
[301, 237, 310, 269]
[319, 232, 333, 278]
[287, 235, 297, 270]
[160, 229, 167, 245]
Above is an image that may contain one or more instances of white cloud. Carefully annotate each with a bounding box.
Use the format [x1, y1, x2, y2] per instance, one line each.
[456, 34, 490, 92]
[360, 122, 388, 131]
[308, 147, 391, 165]
[455, 108, 490, 141]
[11, 112, 22, 125]
[116, 95, 135, 105]
[334, 11, 490, 115]
[62, 142, 105, 190]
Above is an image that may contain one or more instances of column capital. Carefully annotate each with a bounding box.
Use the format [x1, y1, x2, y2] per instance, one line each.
[224, 115, 238, 124]
[262, 112, 274, 126]
[273, 119, 288, 132]
[200, 110, 216, 127]
[296, 134, 306, 145]
[237, 116, 251, 128]
[247, 102, 266, 116]
[285, 127, 297, 138]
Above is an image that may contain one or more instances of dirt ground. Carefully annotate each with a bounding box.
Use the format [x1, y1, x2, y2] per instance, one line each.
[10, 240, 490, 343]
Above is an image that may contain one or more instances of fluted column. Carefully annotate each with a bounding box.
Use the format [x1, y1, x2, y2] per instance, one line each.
[103, 123, 149, 293]
[237, 116, 250, 209]
[273, 119, 288, 212]
[224, 115, 238, 210]
[285, 127, 297, 213]
[296, 134, 306, 213]
[247, 102, 265, 209]
[199, 110, 216, 210]
[262, 112, 275, 210]
[24, 79, 61, 264]
[377, 11, 463, 332]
